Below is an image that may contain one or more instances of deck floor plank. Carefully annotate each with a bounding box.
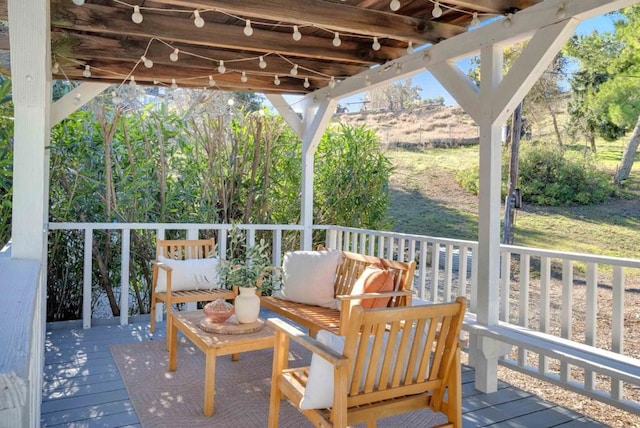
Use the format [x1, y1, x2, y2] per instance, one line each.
[42, 311, 607, 427]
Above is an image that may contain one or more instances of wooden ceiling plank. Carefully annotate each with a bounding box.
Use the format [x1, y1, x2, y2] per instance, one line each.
[52, 32, 367, 78]
[148, 0, 466, 43]
[51, 0, 404, 64]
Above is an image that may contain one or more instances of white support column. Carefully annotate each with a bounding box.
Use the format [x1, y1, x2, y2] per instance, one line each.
[265, 94, 303, 139]
[9, 0, 51, 260]
[51, 82, 111, 127]
[299, 99, 336, 249]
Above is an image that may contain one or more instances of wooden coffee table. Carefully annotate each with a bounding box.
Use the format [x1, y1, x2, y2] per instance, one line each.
[168, 310, 275, 416]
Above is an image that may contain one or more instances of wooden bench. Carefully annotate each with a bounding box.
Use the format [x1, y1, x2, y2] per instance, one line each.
[261, 250, 416, 336]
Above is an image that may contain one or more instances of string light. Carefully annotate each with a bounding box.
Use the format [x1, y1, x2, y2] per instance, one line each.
[303, 77, 310, 88]
[169, 49, 179, 62]
[72, 0, 85, 5]
[193, 10, 205, 28]
[244, 20, 253, 36]
[131, 6, 143, 24]
[292, 25, 302, 41]
[129, 76, 137, 87]
[258, 56, 267, 69]
[240, 71, 248, 82]
[332, 32, 341, 47]
[218, 60, 226, 74]
[141, 55, 153, 68]
[171, 78, 178, 89]
[390, 0, 400, 11]
[208, 75, 216, 86]
[82, 65, 91, 77]
[52, 62, 60, 74]
[274, 75, 280, 86]
[503, 13, 513, 28]
[111, 91, 123, 105]
[470, 12, 480, 27]
[290, 64, 298, 76]
[372, 37, 381, 51]
[328, 76, 336, 88]
[406, 41, 414, 55]
[556, 3, 567, 19]
[432, 1, 443, 18]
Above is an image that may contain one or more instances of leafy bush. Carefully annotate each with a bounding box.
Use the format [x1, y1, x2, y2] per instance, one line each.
[456, 142, 615, 206]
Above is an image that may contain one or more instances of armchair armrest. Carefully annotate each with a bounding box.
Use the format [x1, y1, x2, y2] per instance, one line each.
[267, 318, 348, 367]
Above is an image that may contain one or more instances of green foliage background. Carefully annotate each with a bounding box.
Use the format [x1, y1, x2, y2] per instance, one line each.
[15, 93, 392, 321]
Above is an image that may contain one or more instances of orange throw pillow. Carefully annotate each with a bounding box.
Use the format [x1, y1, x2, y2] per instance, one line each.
[359, 267, 394, 309]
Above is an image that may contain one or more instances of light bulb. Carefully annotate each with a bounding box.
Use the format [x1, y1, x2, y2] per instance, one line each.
[303, 78, 310, 88]
[52, 62, 60, 74]
[292, 25, 302, 41]
[228, 98, 235, 106]
[333, 32, 341, 47]
[72, 0, 85, 5]
[290, 64, 298, 76]
[258, 56, 267, 69]
[209, 75, 216, 86]
[372, 37, 381, 51]
[141, 56, 153, 68]
[406, 41, 414, 55]
[470, 12, 480, 27]
[240, 71, 248, 83]
[218, 60, 226, 74]
[432, 1, 442, 18]
[129, 76, 137, 87]
[193, 10, 205, 28]
[556, 3, 567, 19]
[131, 6, 143, 24]
[328, 76, 336, 88]
[390, 0, 400, 11]
[82, 65, 91, 78]
[244, 20, 253, 36]
[169, 49, 179, 62]
[171, 79, 178, 89]
[112, 92, 123, 105]
[274, 75, 280, 86]
[72, 94, 81, 105]
[503, 13, 513, 28]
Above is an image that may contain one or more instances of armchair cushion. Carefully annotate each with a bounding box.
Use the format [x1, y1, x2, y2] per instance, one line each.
[155, 256, 219, 292]
[273, 250, 341, 309]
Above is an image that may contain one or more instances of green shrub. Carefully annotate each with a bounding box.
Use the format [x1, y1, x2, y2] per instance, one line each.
[455, 142, 615, 206]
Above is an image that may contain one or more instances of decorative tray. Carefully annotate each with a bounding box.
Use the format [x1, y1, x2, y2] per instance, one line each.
[198, 316, 265, 335]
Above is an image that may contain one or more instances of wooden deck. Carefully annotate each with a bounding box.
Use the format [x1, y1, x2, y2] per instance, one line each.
[42, 310, 606, 428]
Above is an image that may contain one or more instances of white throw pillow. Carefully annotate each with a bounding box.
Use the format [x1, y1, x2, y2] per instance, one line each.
[300, 325, 430, 410]
[155, 256, 219, 292]
[273, 250, 341, 308]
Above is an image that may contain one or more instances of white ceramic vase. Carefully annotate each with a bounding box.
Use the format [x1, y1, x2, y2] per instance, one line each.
[234, 286, 260, 324]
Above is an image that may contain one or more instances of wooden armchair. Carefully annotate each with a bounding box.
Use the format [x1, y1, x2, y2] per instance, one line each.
[150, 238, 236, 349]
[268, 297, 467, 428]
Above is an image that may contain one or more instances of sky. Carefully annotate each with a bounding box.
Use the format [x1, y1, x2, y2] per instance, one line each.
[329, 13, 618, 112]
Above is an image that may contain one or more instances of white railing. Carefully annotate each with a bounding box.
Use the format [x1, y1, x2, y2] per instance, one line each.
[45, 222, 640, 414]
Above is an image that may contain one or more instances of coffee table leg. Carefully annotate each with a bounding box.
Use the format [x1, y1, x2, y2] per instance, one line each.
[168, 318, 178, 371]
[204, 350, 216, 416]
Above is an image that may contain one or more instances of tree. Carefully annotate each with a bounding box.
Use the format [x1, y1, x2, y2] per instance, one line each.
[564, 7, 640, 184]
[365, 78, 421, 111]
[0, 75, 13, 247]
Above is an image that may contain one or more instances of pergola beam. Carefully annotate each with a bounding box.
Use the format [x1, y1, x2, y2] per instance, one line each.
[151, 0, 465, 44]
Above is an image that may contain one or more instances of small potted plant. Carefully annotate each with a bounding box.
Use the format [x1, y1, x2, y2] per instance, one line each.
[217, 225, 273, 323]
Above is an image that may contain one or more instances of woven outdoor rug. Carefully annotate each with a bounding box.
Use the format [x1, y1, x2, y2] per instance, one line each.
[111, 338, 447, 427]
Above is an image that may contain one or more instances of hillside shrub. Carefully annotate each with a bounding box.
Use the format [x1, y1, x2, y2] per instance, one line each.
[456, 142, 615, 206]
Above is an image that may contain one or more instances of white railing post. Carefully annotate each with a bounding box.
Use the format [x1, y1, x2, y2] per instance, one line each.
[585, 262, 598, 390]
[431, 241, 440, 302]
[539, 256, 551, 374]
[611, 266, 625, 400]
[272, 229, 282, 268]
[418, 241, 428, 299]
[83, 228, 93, 329]
[499, 250, 510, 322]
[120, 229, 130, 326]
[443, 244, 453, 302]
[560, 259, 574, 382]
[518, 254, 530, 367]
